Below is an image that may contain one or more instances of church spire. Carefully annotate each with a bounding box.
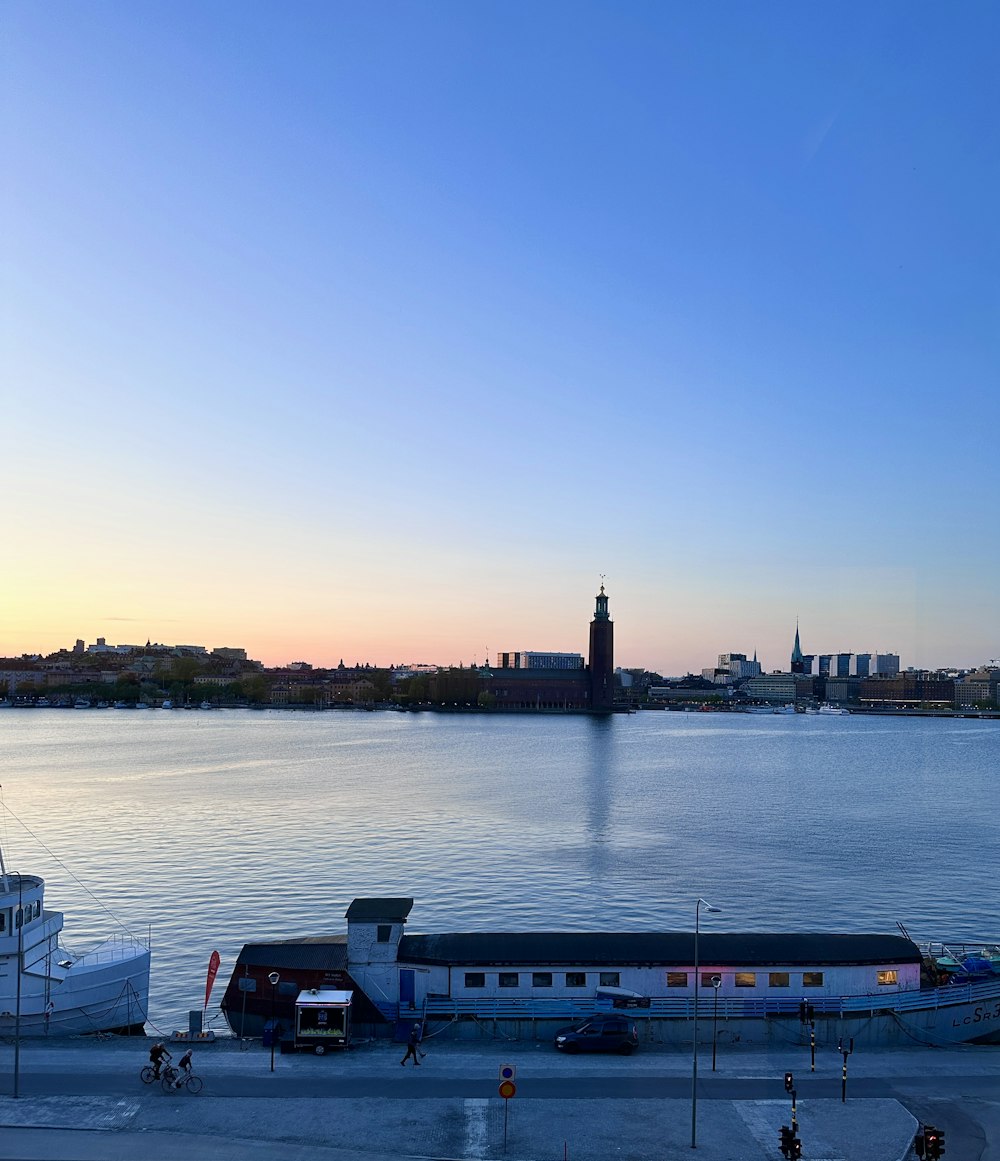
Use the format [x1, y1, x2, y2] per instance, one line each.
[791, 620, 804, 673]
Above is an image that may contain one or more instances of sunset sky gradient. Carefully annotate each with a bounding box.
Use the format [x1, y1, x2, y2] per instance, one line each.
[4, 2, 998, 673]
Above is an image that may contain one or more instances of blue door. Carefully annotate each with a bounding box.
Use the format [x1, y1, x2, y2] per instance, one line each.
[399, 969, 415, 1009]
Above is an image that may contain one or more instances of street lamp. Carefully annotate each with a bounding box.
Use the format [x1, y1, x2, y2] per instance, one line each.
[691, 898, 721, 1149]
[710, 974, 722, 1072]
[268, 971, 280, 1072]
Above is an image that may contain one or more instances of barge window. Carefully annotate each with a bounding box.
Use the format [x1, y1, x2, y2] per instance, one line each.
[464, 973, 485, 988]
[0, 911, 6, 933]
[667, 972, 688, 988]
[377, 925, 392, 943]
[735, 973, 756, 987]
[802, 972, 824, 987]
[599, 972, 620, 987]
[769, 973, 789, 988]
[565, 972, 586, 988]
[498, 972, 519, 988]
[278, 981, 299, 997]
[877, 970, 898, 986]
[700, 973, 718, 987]
[532, 972, 552, 987]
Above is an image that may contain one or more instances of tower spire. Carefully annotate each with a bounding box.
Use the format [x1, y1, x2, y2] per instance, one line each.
[791, 619, 805, 673]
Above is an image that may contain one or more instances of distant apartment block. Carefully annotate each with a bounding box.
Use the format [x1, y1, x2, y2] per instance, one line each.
[718, 652, 762, 679]
[495, 651, 584, 670]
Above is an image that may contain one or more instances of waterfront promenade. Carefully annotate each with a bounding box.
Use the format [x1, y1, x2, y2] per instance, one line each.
[2, 1037, 998, 1161]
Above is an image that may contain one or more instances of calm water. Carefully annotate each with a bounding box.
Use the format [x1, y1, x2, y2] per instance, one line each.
[1, 708, 998, 1033]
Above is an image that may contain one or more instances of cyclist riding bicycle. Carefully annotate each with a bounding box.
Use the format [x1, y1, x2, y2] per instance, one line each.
[178, 1049, 193, 1077]
[149, 1042, 172, 1080]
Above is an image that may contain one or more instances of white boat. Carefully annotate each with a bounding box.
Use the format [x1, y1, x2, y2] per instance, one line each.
[818, 704, 850, 715]
[161, 699, 173, 710]
[0, 835, 149, 1037]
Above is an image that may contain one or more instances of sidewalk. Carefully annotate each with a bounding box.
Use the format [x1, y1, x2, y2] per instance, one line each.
[3, 1037, 993, 1161]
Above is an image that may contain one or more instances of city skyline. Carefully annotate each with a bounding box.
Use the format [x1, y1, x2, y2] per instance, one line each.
[4, 3, 998, 676]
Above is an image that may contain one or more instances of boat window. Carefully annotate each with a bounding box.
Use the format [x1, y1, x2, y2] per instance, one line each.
[802, 972, 824, 987]
[35, 901, 41, 918]
[700, 972, 718, 987]
[376, 925, 392, 943]
[532, 972, 552, 987]
[498, 972, 519, 988]
[769, 973, 790, 988]
[667, 972, 688, 988]
[877, 970, 898, 986]
[565, 972, 586, 988]
[15, 908, 22, 929]
[599, 972, 620, 987]
[0, 911, 6, 932]
[464, 973, 485, 988]
[735, 973, 756, 987]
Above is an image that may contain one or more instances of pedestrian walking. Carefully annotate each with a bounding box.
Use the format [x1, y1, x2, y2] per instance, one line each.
[400, 1022, 423, 1066]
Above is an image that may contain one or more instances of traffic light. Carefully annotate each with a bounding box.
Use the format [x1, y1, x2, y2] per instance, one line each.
[924, 1127, 945, 1159]
[789, 1136, 802, 1160]
[779, 1125, 794, 1158]
[798, 1002, 815, 1024]
[784, 1071, 795, 1093]
[914, 1133, 925, 1157]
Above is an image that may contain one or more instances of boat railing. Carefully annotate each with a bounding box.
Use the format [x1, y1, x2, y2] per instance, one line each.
[75, 933, 150, 965]
[418, 975, 1000, 1023]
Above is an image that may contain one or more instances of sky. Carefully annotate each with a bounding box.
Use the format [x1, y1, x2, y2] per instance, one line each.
[3, 1, 998, 675]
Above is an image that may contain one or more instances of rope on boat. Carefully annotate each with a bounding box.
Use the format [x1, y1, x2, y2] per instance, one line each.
[0, 800, 147, 943]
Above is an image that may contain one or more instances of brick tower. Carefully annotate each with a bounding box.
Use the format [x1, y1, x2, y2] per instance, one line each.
[588, 584, 614, 711]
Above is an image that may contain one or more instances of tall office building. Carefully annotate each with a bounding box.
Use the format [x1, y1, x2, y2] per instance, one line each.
[874, 653, 900, 677]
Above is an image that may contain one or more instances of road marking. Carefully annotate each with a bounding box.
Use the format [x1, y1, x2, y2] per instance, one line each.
[464, 1097, 489, 1158]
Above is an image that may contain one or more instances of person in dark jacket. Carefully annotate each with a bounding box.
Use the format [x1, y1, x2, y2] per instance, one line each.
[400, 1023, 423, 1066]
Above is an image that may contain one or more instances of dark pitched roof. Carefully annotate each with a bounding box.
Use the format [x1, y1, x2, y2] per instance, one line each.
[234, 935, 348, 972]
[345, 897, 414, 923]
[399, 932, 919, 967]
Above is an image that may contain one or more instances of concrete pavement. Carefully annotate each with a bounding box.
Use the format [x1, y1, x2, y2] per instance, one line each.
[2, 1036, 996, 1161]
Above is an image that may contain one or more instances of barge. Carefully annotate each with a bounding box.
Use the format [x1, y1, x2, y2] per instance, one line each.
[221, 898, 1000, 1049]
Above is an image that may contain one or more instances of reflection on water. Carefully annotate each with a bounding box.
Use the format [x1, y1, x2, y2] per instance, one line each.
[0, 708, 997, 1032]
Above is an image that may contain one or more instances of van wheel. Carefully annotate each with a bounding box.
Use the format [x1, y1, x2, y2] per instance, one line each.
[314, 1044, 326, 1056]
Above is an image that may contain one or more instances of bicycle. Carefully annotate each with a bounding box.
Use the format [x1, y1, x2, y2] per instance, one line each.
[160, 1064, 204, 1094]
[139, 1063, 203, 1093]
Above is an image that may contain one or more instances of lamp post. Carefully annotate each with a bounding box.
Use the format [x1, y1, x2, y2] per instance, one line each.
[268, 971, 280, 1072]
[710, 974, 722, 1072]
[691, 898, 721, 1149]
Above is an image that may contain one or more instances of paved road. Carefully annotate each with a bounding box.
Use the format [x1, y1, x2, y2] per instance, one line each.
[0, 1038, 996, 1161]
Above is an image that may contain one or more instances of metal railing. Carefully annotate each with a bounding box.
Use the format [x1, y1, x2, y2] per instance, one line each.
[409, 976, 1000, 1023]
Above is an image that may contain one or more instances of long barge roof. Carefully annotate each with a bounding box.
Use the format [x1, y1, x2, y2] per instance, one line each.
[399, 931, 920, 967]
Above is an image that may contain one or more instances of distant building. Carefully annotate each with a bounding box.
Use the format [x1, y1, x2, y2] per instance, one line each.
[482, 586, 615, 712]
[855, 653, 872, 678]
[836, 653, 852, 679]
[212, 647, 248, 661]
[874, 654, 901, 677]
[790, 623, 806, 674]
[718, 652, 762, 680]
[495, 652, 584, 670]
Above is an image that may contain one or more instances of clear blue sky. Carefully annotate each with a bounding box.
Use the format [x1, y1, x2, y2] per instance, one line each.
[3, 1, 998, 672]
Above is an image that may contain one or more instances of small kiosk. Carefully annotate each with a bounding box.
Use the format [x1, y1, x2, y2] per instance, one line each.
[293, 988, 353, 1054]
